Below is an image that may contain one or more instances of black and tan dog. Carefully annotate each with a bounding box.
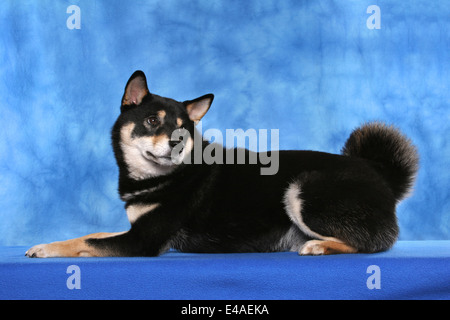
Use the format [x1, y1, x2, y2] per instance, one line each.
[26, 70, 419, 257]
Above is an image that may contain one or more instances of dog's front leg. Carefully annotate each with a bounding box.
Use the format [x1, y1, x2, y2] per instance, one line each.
[85, 208, 182, 257]
[25, 232, 127, 258]
[27, 205, 182, 257]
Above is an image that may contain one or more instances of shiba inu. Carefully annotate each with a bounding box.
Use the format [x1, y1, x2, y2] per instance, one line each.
[26, 70, 419, 257]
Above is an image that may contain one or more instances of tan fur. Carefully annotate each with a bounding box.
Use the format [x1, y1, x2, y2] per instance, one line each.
[151, 133, 170, 146]
[299, 239, 357, 255]
[157, 110, 166, 122]
[25, 232, 125, 258]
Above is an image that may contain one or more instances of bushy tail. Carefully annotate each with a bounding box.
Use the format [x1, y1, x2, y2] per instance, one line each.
[341, 122, 419, 202]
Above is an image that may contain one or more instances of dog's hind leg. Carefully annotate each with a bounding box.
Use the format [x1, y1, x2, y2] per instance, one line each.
[283, 181, 358, 255]
[283, 171, 399, 255]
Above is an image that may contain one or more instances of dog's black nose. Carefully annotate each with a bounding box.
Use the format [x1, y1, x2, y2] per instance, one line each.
[169, 140, 181, 148]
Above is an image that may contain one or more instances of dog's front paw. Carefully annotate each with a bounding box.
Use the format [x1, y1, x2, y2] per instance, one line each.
[26, 244, 57, 258]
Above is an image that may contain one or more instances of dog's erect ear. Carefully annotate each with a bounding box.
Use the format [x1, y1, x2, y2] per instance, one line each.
[122, 71, 150, 106]
[184, 94, 214, 124]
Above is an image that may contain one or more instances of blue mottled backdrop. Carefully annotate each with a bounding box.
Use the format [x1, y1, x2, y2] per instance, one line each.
[0, 0, 449, 245]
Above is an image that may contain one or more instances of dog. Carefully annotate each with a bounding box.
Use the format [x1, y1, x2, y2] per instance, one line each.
[26, 70, 419, 257]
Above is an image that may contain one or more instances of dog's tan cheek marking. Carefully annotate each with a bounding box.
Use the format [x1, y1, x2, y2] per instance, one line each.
[177, 118, 183, 127]
[120, 123, 150, 179]
[126, 203, 160, 224]
[120, 122, 136, 145]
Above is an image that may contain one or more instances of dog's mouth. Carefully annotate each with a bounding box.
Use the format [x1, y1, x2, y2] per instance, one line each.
[143, 150, 173, 166]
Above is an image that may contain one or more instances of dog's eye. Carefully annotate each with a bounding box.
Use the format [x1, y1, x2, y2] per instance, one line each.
[147, 116, 160, 127]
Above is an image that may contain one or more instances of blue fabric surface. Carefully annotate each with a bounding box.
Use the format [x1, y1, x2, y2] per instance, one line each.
[0, 0, 449, 246]
[0, 241, 449, 300]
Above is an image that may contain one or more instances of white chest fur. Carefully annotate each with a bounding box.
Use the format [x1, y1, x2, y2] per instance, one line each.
[126, 203, 160, 224]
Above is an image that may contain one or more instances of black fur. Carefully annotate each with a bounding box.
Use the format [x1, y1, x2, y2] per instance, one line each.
[87, 71, 419, 256]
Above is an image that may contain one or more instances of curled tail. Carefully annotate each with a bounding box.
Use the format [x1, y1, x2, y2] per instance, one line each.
[341, 122, 419, 202]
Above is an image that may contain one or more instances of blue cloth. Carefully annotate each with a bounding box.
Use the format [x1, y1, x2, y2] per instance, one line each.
[0, 1, 449, 246]
[1, 241, 449, 300]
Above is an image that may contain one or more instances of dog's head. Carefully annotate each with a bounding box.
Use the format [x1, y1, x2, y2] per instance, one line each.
[112, 70, 213, 180]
